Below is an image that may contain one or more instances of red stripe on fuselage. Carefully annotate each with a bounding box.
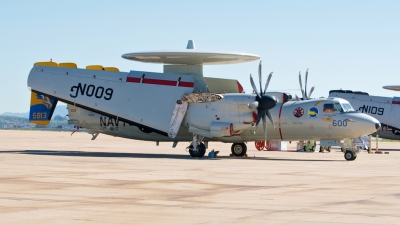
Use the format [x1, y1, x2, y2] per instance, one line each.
[126, 76, 194, 87]
[178, 81, 194, 87]
[142, 78, 176, 86]
[126, 77, 141, 83]
[392, 101, 400, 105]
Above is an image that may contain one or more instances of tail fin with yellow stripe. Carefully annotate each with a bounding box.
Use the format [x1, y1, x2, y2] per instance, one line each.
[29, 91, 58, 126]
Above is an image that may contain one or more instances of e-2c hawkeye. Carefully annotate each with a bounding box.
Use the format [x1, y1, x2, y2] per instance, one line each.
[27, 41, 380, 161]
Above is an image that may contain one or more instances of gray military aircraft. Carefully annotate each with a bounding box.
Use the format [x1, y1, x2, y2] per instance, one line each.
[330, 86, 400, 140]
[27, 41, 380, 161]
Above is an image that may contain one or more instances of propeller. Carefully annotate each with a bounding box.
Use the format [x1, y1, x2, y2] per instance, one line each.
[297, 68, 315, 100]
[249, 61, 277, 142]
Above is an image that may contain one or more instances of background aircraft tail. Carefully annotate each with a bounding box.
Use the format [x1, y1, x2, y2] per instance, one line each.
[29, 91, 58, 126]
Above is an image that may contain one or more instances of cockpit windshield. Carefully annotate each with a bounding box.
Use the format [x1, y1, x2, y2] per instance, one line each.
[323, 103, 343, 113]
[341, 103, 355, 112]
[323, 100, 355, 114]
[323, 102, 349, 113]
[334, 103, 344, 113]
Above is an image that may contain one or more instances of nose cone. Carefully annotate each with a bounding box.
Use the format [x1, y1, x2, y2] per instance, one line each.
[347, 113, 381, 136]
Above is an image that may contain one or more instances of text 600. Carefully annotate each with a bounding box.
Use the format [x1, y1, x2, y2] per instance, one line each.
[332, 120, 348, 127]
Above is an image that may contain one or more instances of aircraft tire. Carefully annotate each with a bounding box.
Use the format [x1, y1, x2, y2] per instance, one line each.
[189, 143, 206, 158]
[344, 150, 356, 161]
[231, 143, 247, 156]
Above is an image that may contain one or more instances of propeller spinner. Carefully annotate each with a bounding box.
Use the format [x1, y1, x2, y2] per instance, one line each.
[249, 61, 277, 142]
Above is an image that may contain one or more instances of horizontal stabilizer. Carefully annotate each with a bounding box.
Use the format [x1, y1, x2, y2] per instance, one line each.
[29, 91, 58, 126]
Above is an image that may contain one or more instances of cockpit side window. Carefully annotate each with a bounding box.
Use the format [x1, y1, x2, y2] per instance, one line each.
[323, 104, 336, 113]
[334, 103, 344, 113]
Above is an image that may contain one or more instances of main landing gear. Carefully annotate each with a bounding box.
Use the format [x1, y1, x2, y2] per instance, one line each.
[188, 143, 206, 157]
[231, 143, 247, 156]
[188, 134, 206, 158]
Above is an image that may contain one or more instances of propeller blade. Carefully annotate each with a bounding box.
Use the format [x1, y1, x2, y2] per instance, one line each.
[248, 101, 259, 109]
[266, 110, 276, 129]
[298, 72, 305, 100]
[294, 94, 300, 101]
[305, 69, 309, 99]
[262, 110, 267, 142]
[309, 86, 315, 98]
[250, 74, 261, 98]
[258, 61, 263, 94]
[263, 72, 273, 94]
[254, 108, 263, 132]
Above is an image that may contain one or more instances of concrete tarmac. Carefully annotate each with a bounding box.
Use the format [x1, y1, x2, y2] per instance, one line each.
[0, 130, 399, 224]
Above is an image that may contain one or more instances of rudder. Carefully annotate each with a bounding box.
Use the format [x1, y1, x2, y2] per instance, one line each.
[29, 91, 58, 126]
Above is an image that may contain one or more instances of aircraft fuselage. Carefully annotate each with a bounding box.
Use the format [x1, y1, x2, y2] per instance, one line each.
[67, 96, 380, 143]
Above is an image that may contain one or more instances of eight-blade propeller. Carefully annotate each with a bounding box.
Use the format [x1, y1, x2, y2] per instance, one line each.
[249, 61, 277, 142]
[295, 68, 315, 101]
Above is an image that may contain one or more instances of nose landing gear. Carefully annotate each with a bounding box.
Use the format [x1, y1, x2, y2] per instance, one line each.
[344, 150, 357, 161]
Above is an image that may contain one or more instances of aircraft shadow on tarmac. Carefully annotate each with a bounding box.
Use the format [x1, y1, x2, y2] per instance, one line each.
[374, 148, 400, 151]
[0, 150, 339, 162]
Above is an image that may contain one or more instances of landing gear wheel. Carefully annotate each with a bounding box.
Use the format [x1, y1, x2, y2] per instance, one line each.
[344, 150, 357, 161]
[231, 143, 247, 156]
[189, 143, 206, 158]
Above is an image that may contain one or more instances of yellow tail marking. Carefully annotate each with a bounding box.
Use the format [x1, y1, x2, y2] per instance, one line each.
[59, 62, 77, 68]
[86, 65, 104, 70]
[34, 61, 58, 67]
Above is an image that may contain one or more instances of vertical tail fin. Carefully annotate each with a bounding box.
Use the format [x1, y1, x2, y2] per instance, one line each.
[29, 91, 58, 126]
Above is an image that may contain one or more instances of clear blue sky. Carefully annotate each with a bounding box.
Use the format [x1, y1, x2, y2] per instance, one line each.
[1, 0, 399, 113]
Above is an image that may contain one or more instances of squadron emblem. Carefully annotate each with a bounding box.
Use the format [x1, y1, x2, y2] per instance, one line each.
[293, 107, 304, 118]
[308, 107, 319, 119]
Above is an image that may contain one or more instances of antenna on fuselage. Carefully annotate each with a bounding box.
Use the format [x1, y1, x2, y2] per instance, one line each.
[186, 40, 195, 49]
